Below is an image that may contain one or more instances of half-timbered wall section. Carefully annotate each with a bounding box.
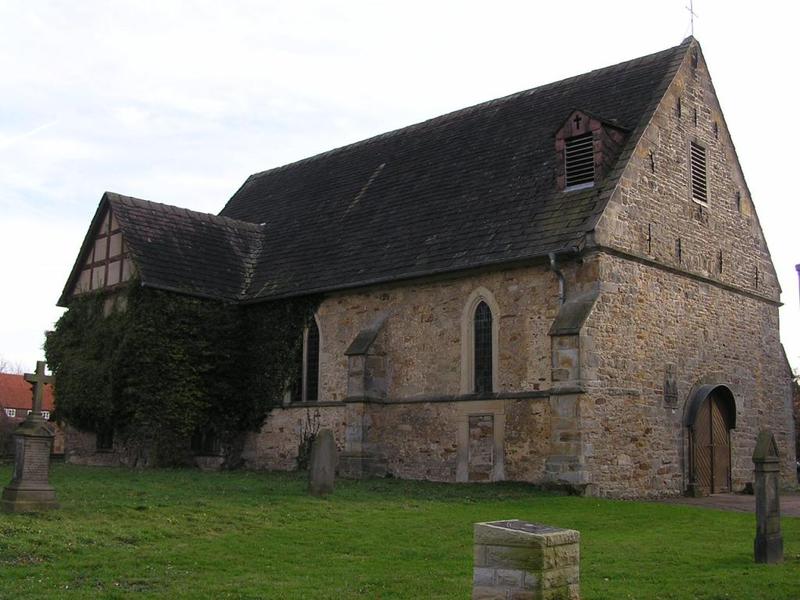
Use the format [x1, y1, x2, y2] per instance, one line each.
[71, 208, 135, 296]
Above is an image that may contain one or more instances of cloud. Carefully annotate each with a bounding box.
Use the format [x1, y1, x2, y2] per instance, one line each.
[0, 119, 59, 151]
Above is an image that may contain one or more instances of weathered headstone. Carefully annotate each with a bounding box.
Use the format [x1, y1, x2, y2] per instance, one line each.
[473, 519, 580, 600]
[752, 430, 782, 564]
[1, 361, 59, 513]
[308, 429, 337, 497]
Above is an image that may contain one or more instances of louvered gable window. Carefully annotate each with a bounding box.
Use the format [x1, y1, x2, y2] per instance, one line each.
[564, 133, 595, 188]
[690, 141, 708, 203]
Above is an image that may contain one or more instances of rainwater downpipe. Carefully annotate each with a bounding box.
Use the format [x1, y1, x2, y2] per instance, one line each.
[548, 252, 565, 305]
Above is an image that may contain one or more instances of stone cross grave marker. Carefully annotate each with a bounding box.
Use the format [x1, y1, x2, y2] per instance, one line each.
[308, 429, 337, 497]
[26, 360, 51, 416]
[752, 430, 782, 564]
[473, 519, 580, 599]
[1, 361, 59, 513]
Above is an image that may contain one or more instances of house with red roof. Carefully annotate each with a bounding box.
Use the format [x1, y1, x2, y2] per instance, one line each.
[0, 373, 64, 455]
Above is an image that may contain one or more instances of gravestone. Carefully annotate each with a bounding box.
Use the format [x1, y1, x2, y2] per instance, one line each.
[752, 430, 782, 564]
[308, 429, 337, 497]
[1, 361, 59, 513]
[473, 519, 580, 599]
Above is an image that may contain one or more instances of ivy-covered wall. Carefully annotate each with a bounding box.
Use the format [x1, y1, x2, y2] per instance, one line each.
[45, 283, 317, 467]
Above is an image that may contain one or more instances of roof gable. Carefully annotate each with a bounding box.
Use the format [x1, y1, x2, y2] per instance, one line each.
[59, 193, 265, 305]
[59, 201, 137, 304]
[592, 38, 782, 301]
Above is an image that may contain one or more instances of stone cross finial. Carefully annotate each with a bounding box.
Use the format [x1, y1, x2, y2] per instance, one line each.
[23, 361, 53, 416]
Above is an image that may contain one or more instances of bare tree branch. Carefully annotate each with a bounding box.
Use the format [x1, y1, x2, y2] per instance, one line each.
[0, 356, 25, 374]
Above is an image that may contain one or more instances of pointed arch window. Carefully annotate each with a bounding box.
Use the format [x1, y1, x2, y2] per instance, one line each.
[305, 318, 320, 403]
[290, 317, 321, 403]
[461, 289, 499, 395]
[473, 302, 493, 394]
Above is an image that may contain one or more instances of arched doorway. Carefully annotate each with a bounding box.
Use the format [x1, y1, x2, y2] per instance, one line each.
[685, 385, 736, 495]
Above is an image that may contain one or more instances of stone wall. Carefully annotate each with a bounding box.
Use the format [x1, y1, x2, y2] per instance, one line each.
[245, 264, 562, 483]
[64, 425, 121, 467]
[366, 401, 460, 481]
[352, 396, 553, 483]
[315, 265, 558, 401]
[581, 40, 794, 496]
[241, 405, 346, 471]
[582, 252, 795, 497]
[595, 42, 780, 303]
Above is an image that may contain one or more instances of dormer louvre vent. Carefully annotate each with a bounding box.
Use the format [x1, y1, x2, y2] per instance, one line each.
[565, 133, 595, 188]
[690, 141, 707, 203]
[555, 110, 627, 192]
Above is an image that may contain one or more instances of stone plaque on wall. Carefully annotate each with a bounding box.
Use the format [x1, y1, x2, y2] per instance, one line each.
[664, 363, 678, 407]
[468, 415, 494, 481]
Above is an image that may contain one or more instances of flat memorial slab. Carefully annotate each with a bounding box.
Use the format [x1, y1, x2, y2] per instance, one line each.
[475, 519, 580, 548]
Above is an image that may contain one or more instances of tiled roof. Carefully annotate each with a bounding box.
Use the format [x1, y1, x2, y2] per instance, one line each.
[60, 39, 692, 304]
[221, 39, 690, 299]
[108, 193, 264, 301]
[58, 193, 265, 304]
[0, 373, 55, 412]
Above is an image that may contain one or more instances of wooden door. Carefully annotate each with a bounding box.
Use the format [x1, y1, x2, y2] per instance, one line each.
[709, 396, 731, 492]
[693, 393, 732, 494]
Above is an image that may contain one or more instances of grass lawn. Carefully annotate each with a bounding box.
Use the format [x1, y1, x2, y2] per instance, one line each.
[0, 464, 797, 599]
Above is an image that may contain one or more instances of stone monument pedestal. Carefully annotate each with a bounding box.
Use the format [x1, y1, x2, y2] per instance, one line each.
[1, 415, 59, 513]
[473, 519, 580, 600]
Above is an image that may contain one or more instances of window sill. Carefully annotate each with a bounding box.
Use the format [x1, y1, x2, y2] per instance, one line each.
[564, 182, 595, 192]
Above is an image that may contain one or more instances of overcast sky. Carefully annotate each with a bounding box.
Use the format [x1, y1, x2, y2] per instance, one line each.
[0, 0, 797, 373]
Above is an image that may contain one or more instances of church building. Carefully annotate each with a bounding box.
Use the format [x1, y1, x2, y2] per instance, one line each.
[57, 38, 796, 497]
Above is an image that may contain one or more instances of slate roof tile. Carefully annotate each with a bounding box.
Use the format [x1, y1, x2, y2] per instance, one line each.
[60, 39, 692, 305]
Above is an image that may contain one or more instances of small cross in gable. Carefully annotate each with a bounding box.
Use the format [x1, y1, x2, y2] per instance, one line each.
[573, 114, 582, 130]
[23, 361, 53, 416]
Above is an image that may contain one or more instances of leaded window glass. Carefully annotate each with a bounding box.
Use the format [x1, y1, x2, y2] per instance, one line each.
[474, 301, 493, 394]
